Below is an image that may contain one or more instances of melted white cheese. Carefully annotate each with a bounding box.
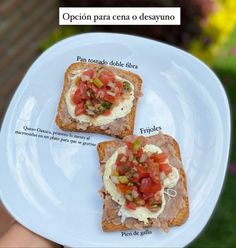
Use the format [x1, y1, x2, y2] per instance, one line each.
[65, 72, 135, 126]
[103, 144, 179, 224]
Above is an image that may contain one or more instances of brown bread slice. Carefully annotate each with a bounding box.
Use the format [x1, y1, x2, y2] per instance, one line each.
[55, 63, 142, 138]
[97, 134, 189, 232]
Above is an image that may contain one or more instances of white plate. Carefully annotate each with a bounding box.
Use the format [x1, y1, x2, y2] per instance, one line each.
[0, 33, 230, 247]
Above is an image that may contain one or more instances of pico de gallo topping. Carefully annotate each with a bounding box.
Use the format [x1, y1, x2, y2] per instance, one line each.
[71, 68, 132, 117]
[110, 139, 173, 212]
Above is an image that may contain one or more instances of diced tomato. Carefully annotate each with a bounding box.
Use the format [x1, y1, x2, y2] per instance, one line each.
[91, 84, 99, 93]
[149, 161, 160, 184]
[150, 152, 168, 163]
[99, 70, 115, 84]
[125, 141, 144, 154]
[136, 198, 145, 206]
[116, 164, 122, 173]
[78, 82, 87, 99]
[142, 192, 154, 201]
[154, 192, 162, 203]
[83, 69, 94, 78]
[139, 177, 162, 194]
[125, 201, 136, 210]
[96, 90, 105, 98]
[75, 103, 85, 116]
[149, 181, 162, 193]
[117, 184, 129, 193]
[159, 163, 172, 176]
[135, 148, 143, 159]
[139, 178, 152, 193]
[112, 138, 168, 212]
[116, 81, 124, 91]
[73, 82, 87, 103]
[116, 160, 123, 167]
[136, 164, 149, 179]
[157, 152, 168, 163]
[116, 154, 127, 167]
[125, 141, 133, 150]
[72, 89, 82, 104]
[113, 88, 121, 97]
[118, 154, 127, 163]
[130, 172, 139, 183]
[149, 154, 158, 162]
[129, 185, 138, 191]
[104, 94, 115, 103]
[117, 164, 129, 175]
[103, 109, 112, 116]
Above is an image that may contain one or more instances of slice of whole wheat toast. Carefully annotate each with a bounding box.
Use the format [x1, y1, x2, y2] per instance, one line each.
[55, 63, 142, 138]
[97, 134, 189, 232]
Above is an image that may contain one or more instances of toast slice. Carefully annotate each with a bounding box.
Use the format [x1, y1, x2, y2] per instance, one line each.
[97, 133, 189, 232]
[55, 63, 142, 138]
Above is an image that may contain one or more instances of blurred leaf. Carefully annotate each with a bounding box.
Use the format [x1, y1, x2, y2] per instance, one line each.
[39, 26, 91, 51]
[189, 26, 236, 248]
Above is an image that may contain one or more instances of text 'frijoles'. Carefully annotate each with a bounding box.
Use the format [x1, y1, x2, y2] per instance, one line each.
[140, 125, 162, 134]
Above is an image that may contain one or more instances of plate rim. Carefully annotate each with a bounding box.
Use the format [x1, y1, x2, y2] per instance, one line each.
[0, 32, 231, 247]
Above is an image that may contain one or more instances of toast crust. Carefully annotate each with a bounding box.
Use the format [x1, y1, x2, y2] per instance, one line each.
[55, 63, 142, 138]
[97, 135, 189, 232]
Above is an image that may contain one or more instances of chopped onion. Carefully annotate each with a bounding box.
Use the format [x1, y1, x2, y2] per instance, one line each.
[154, 192, 162, 203]
[132, 189, 139, 198]
[136, 199, 145, 206]
[107, 81, 115, 88]
[120, 156, 127, 163]
[88, 105, 95, 111]
[81, 75, 90, 81]
[120, 146, 127, 154]
[160, 172, 165, 181]
[110, 176, 119, 184]
[132, 160, 138, 165]
[127, 151, 134, 162]
[139, 153, 148, 163]
[86, 109, 95, 116]
[125, 193, 133, 202]
[97, 90, 104, 98]
[107, 91, 116, 96]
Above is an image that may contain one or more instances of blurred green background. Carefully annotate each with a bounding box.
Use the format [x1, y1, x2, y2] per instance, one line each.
[1, 0, 236, 247]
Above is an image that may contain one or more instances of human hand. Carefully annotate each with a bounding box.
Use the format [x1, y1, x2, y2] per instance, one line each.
[0, 203, 60, 248]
